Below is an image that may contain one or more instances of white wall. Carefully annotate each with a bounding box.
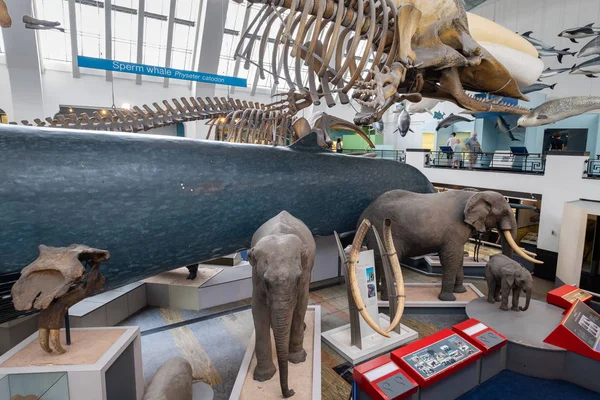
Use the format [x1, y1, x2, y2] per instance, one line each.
[405, 151, 600, 254]
[0, 62, 13, 118]
[472, 0, 600, 100]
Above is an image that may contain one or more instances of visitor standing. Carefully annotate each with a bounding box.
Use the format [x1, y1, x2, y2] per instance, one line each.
[336, 138, 343, 153]
[452, 138, 462, 169]
[446, 133, 458, 159]
[465, 132, 482, 170]
[550, 133, 565, 151]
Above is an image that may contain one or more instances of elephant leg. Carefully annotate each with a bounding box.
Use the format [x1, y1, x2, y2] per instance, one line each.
[494, 284, 501, 302]
[499, 279, 511, 311]
[438, 245, 463, 301]
[288, 281, 309, 364]
[453, 258, 467, 293]
[485, 271, 496, 304]
[252, 295, 276, 381]
[511, 287, 521, 311]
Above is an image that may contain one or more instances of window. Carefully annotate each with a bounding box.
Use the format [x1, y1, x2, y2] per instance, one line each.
[143, 0, 169, 67]
[170, 0, 199, 70]
[217, 0, 309, 92]
[112, 0, 137, 63]
[75, 1, 105, 58]
[34, 0, 72, 62]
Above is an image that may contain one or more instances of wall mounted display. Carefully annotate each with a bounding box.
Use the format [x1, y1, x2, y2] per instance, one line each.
[391, 329, 482, 387]
[547, 285, 593, 310]
[545, 300, 600, 360]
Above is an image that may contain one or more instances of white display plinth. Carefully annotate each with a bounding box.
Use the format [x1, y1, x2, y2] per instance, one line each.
[229, 305, 321, 400]
[321, 313, 418, 365]
[0, 327, 144, 400]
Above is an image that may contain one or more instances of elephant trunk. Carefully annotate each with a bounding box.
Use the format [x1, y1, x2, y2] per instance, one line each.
[520, 289, 531, 311]
[271, 309, 295, 398]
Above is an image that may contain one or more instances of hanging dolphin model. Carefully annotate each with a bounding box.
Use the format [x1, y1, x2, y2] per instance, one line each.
[519, 83, 557, 94]
[518, 96, 600, 127]
[0, 125, 434, 293]
[539, 67, 572, 79]
[393, 103, 413, 137]
[578, 36, 600, 58]
[495, 116, 520, 142]
[570, 56, 600, 78]
[520, 31, 554, 50]
[558, 23, 600, 43]
[537, 47, 576, 63]
[436, 114, 474, 131]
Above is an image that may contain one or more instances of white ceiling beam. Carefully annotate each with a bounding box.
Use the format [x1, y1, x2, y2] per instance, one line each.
[105, 0, 113, 81]
[68, 0, 80, 78]
[163, 0, 177, 88]
[230, 4, 251, 95]
[136, 0, 145, 85]
[188, 0, 204, 90]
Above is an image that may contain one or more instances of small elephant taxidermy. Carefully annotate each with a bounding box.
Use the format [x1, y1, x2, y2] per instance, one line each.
[248, 211, 316, 398]
[11, 244, 109, 354]
[485, 254, 533, 311]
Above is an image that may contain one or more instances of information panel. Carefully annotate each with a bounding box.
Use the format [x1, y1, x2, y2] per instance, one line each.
[401, 334, 479, 380]
[563, 300, 600, 350]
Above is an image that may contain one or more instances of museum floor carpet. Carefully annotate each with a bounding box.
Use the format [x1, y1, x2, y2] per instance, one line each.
[118, 267, 555, 400]
[458, 370, 600, 400]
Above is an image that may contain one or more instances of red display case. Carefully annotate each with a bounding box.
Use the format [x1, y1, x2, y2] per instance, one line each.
[544, 300, 600, 361]
[353, 355, 418, 400]
[452, 318, 507, 355]
[390, 329, 482, 388]
[547, 285, 592, 310]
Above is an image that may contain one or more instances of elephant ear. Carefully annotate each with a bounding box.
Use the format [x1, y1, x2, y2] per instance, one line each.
[247, 248, 256, 266]
[501, 265, 516, 286]
[464, 192, 492, 233]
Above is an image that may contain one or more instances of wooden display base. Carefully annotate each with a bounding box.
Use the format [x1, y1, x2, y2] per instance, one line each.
[321, 314, 418, 365]
[229, 306, 321, 400]
[0, 327, 144, 400]
[378, 283, 484, 310]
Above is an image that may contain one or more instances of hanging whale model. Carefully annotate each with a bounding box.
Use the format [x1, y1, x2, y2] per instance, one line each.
[519, 82, 557, 94]
[570, 56, 600, 78]
[0, 125, 435, 292]
[518, 96, 600, 127]
[578, 36, 600, 58]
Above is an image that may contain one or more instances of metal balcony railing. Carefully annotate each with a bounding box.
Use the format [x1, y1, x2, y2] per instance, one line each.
[584, 157, 600, 179]
[343, 149, 406, 163]
[425, 151, 546, 174]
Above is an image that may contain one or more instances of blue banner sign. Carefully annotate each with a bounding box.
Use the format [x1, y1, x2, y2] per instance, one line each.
[77, 56, 247, 88]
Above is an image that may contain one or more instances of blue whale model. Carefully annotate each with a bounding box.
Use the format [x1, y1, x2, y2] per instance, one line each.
[0, 125, 434, 291]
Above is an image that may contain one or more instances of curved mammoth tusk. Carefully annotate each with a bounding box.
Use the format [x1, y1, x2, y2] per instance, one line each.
[520, 248, 537, 257]
[503, 231, 543, 264]
[39, 328, 52, 354]
[50, 329, 66, 354]
[349, 219, 390, 338]
[383, 219, 405, 334]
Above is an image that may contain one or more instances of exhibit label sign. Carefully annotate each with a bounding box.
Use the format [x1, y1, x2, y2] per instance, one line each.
[77, 56, 247, 88]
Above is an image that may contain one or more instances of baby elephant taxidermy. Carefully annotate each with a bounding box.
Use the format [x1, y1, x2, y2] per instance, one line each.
[485, 254, 533, 311]
[248, 211, 316, 398]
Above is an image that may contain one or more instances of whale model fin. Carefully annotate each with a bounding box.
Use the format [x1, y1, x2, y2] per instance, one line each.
[288, 131, 330, 152]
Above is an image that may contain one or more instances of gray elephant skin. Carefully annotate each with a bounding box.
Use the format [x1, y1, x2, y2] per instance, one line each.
[485, 254, 532, 311]
[359, 190, 526, 301]
[248, 211, 316, 398]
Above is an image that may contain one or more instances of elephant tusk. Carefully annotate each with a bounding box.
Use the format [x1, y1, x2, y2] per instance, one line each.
[520, 247, 537, 257]
[39, 328, 52, 354]
[349, 219, 391, 338]
[50, 329, 66, 354]
[503, 231, 543, 264]
[383, 219, 405, 334]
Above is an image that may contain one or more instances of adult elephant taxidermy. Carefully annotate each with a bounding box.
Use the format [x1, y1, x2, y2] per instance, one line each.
[248, 211, 316, 398]
[485, 254, 533, 311]
[359, 190, 542, 301]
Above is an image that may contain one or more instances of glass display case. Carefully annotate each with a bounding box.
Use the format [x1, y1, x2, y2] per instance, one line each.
[0, 372, 69, 400]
